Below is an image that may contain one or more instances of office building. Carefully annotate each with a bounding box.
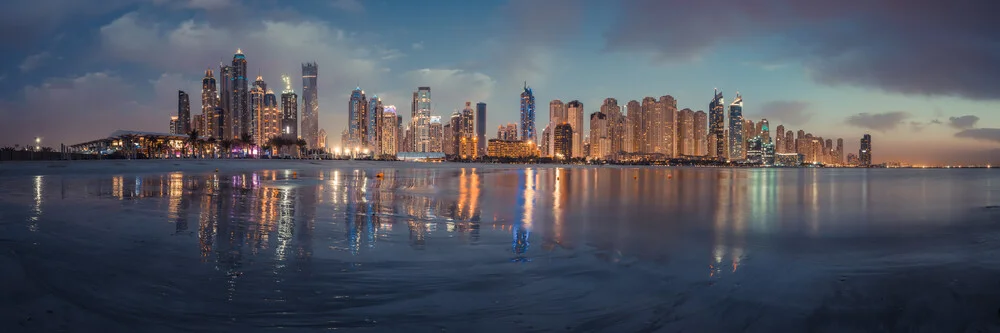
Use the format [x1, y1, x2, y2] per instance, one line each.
[709, 89, 725, 158]
[728, 93, 744, 160]
[347, 87, 366, 148]
[860, 134, 872, 167]
[301, 62, 319, 148]
[747, 136, 763, 164]
[520, 82, 536, 142]
[280, 75, 298, 140]
[178, 90, 191, 134]
[368, 95, 382, 150]
[231, 50, 249, 140]
[414, 87, 432, 152]
[429, 116, 443, 153]
[200, 69, 217, 137]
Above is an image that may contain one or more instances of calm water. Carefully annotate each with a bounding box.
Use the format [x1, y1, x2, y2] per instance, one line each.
[2, 166, 1000, 332]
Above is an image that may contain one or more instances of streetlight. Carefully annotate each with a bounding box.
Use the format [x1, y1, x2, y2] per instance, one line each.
[35, 137, 40, 151]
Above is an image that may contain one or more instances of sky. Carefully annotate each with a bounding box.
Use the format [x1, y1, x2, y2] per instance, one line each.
[0, 0, 998, 165]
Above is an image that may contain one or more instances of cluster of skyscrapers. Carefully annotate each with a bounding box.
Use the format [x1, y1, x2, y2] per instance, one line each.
[172, 49, 323, 151]
[340, 86, 488, 159]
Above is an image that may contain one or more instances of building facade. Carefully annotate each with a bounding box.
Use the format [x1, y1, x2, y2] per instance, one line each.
[860, 134, 872, 167]
[553, 123, 573, 159]
[280, 74, 298, 140]
[728, 93, 744, 160]
[178, 90, 191, 134]
[566, 100, 584, 158]
[520, 82, 536, 142]
[487, 139, 539, 158]
[200, 69, 217, 137]
[476, 102, 486, 157]
[301, 62, 319, 149]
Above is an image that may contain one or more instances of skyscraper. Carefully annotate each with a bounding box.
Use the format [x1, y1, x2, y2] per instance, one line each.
[178, 90, 191, 134]
[728, 93, 744, 160]
[219, 64, 234, 139]
[348, 87, 366, 149]
[775, 125, 786, 153]
[280, 74, 298, 140]
[380, 106, 398, 156]
[566, 100, 584, 158]
[860, 134, 872, 167]
[461, 102, 475, 141]
[201, 69, 217, 137]
[250, 76, 265, 145]
[301, 62, 319, 149]
[367, 95, 382, 151]
[659, 95, 677, 157]
[626, 100, 642, 153]
[709, 89, 725, 159]
[678, 108, 695, 156]
[548, 100, 565, 156]
[602, 98, 624, 155]
[449, 111, 461, 154]
[262, 89, 280, 144]
[169, 116, 178, 134]
[520, 82, 536, 142]
[641, 97, 658, 154]
[476, 102, 487, 157]
[415, 87, 431, 152]
[553, 123, 573, 159]
[589, 111, 609, 160]
[429, 116, 443, 153]
[694, 110, 708, 156]
[836, 138, 844, 164]
[760, 118, 770, 143]
[232, 50, 249, 140]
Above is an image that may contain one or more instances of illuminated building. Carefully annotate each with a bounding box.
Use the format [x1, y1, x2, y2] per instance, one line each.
[566, 100, 584, 158]
[860, 134, 872, 167]
[449, 111, 461, 155]
[659, 95, 677, 157]
[847, 153, 859, 166]
[348, 87, 367, 148]
[476, 102, 487, 157]
[280, 74, 298, 140]
[193, 114, 204, 136]
[520, 82, 536, 142]
[497, 123, 518, 141]
[380, 106, 398, 156]
[641, 97, 658, 154]
[785, 130, 795, 153]
[540, 124, 551, 157]
[836, 138, 844, 164]
[367, 95, 383, 150]
[589, 111, 609, 159]
[763, 142, 775, 166]
[775, 125, 785, 153]
[487, 139, 539, 158]
[443, 123, 454, 155]
[250, 76, 265, 145]
[301, 62, 319, 149]
[415, 87, 432, 152]
[625, 100, 642, 153]
[746, 136, 763, 164]
[169, 116, 179, 134]
[459, 136, 478, 159]
[601, 98, 624, 155]
[694, 110, 707, 156]
[553, 123, 573, 159]
[429, 116, 443, 153]
[232, 49, 249, 140]
[728, 93, 744, 160]
[678, 108, 695, 156]
[201, 69, 217, 137]
[219, 64, 233, 139]
[261, 89, 280, 144]
[709, 89, 725, 159]
[775, 153, 803, 166]
[177, 90, 191, 134]
[548, 99, 565, 157]
[760, 118, 770, 143]
[318, 128, 327, 152]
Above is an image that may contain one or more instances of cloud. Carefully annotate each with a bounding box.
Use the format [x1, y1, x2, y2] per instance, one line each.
[606, 0, 1000, 100]
[845, 111, 911, 132]
[19, 52, 51, 72]
[0, 0, 139, 48]
[955, 128, 1000, 144]
[947, 115, 980, 129]
[331, 0, 364, 13]
[412, 41, 424, 50]
[400, 69, 496, 113]
[757, 100, 813, 126]
[490, 0, 583, 86]
[98, 11, 388, 138]
[0, 71, 200, 146]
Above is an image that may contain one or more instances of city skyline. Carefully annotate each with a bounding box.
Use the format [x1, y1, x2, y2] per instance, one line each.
[0, 0, 998, 165]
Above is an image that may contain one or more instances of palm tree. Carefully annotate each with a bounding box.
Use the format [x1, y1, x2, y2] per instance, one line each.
[206, 137, 218, 158]
[220, 139, 234, 159]
[239, 133, 253, 158]
[296, 138, 307, 158]
[187, 130, 200, 158]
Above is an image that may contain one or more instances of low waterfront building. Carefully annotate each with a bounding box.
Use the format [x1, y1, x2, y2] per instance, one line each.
[487, 139, 539, 159]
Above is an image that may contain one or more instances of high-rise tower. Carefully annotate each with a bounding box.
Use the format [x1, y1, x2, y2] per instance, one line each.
[250, 75, 266, 145]
[368, 96, 383, 151]
[602, 98, 623, 155]
[232, 49, 249, 140]
[728, 92, 745, 160]
[709, 89, 725, 159]
[520, 82, 536, 142]
[219, 64, 234, 139]
[178, 90, 191, 134]
[201, 69, 217, 137]
[476, 102, 487, 157]
[566, 100, 584, 158]
[348, 87, 366, 148]
[414, 87, 431, 152]
[280, 74, 298, 140]
[860, 134, 872, 167]
[694, 110, 708, 156]
[301, 62, 319, 149]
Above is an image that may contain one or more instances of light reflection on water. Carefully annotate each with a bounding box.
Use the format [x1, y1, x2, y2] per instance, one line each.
[5, 167, 1000, 331]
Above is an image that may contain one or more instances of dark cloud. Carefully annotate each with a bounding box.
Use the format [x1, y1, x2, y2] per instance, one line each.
[0, 0, 139, 48]
[758, 100, 813, 126]
[845, 111, 910, 132]
[606, 0, 1000, 100]
[948, 115, 980, 129]
[955, 128, 1000, 144]
[330, 0, 364, 13]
